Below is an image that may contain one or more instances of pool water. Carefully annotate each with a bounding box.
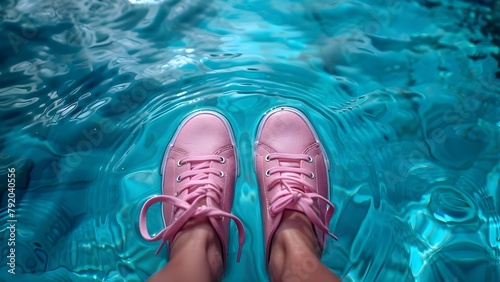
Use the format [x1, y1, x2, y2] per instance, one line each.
[1, 0, 500, 281]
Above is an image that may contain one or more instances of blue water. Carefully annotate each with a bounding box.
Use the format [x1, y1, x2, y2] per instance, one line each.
[1, 0, 500, 281]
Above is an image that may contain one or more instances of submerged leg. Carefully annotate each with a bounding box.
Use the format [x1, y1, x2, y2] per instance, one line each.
[268, 211, 342, 282]
[148, 217, 223, 282]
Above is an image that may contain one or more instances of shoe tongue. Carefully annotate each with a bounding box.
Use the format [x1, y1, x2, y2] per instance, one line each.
[277, 160, 304, 190]
[279, 160, 300, 168]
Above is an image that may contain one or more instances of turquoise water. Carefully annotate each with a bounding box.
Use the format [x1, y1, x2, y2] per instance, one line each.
[0, 0, 500, 281]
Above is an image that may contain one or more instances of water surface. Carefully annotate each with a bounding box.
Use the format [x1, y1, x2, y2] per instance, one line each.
[0, 0, 499, 281]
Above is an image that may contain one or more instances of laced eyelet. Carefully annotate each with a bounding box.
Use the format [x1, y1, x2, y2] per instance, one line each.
[219, 171, 224, 178]
[220, 156, 226, 164]
[265, 169, 271, 177]
[310, 172, 315, 179]
[307, 156, 313, 163]
[176, 176, 181, 182]
[265, 155, 270, 162]
[177, 160, 183, 167]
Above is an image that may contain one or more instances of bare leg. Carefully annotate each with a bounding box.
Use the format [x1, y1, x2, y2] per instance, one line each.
[269, 210, 342, 282]
[148, 217, 223, 282]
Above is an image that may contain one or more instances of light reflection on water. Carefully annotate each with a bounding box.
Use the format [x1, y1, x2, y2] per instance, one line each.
[0, 0, 499, 281]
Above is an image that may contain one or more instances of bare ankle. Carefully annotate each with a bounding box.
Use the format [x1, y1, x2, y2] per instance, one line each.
[171, 217, 221, 252]
[268, 210, 322, 280]
[268, 211, 343, 282]
[169, 217, 223, 280]
[272, 210, 320, 256]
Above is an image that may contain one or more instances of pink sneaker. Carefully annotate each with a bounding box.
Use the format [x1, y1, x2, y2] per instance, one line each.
[254, 107, 338, 263]
[139, 111, 245, 267]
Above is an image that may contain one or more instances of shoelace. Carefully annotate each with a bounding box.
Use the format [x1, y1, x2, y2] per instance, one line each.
[139, 155, 245, 262]
[266, 153, 338, 241]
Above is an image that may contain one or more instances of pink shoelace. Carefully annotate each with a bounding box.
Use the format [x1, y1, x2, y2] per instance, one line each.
[139, 155, 246, 262]
[266, 153, 338, 241]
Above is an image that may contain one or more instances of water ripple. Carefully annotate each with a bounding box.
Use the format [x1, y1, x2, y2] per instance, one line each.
[0, 0, 499, 281]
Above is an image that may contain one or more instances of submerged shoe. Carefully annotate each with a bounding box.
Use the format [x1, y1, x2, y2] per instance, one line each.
[139, 111, 245, 267]
[255, 107, 338, 263]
